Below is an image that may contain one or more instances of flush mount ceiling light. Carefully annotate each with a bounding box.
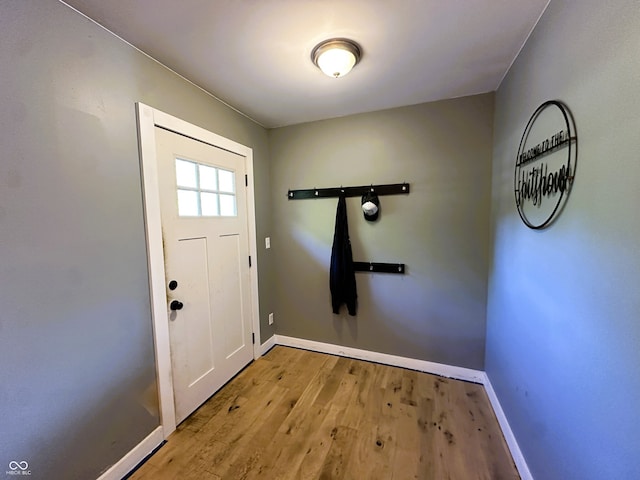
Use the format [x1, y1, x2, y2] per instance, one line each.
[311, 38, 362, 78]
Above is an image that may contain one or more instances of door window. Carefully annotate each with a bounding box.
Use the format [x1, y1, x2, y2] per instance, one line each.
[175, 158, 236, 217]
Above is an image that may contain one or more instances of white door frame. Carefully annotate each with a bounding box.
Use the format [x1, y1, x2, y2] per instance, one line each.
[136, 102, 261, 438]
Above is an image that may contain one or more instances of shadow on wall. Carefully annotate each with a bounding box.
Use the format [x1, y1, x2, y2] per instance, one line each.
[360, 267, 487, 365]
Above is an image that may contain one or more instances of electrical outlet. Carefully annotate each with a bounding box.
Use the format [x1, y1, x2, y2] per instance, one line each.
[268, 313, 274, 325]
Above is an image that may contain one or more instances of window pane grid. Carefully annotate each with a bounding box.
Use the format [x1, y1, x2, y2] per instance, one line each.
[175, 159, 236, 217]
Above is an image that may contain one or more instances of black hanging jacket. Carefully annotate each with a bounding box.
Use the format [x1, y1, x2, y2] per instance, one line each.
[330, 195, 357, 316]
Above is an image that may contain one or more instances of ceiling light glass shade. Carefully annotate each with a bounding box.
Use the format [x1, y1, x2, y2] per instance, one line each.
[312, 39, 361, 78]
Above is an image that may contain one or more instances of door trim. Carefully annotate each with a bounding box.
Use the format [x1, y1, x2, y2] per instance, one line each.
[136, 102, 261, 438]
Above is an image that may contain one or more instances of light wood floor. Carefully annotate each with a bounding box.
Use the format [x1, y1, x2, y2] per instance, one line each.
[129, 346, 519, 480]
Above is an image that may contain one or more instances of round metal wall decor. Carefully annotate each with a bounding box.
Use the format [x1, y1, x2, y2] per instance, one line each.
[514, 100, 578, 229]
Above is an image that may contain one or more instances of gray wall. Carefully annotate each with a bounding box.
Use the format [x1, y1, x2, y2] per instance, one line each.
[269, 94, 494, 369]
[486, 1, 640, 478]
[0, 1, 273, 479]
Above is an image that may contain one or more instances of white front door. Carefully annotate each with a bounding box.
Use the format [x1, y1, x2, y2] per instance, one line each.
[155, 126, 254, 424]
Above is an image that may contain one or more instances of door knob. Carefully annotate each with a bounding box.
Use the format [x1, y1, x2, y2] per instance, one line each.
[170, 300, 184, 311]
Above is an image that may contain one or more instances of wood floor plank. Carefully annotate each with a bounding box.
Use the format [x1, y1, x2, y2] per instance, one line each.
[287, 354, 340, 411]
[196, 383, 290, 476]
[313, 357, 352, 407]
[317, 424, 358, 480]
[225, 358, 344, 479]
[342, 419, 395, 480]
[360, 363, 390, 424]
[219, 391, 303, 479]
[128, 346, 519, 480]
[292, 404, 345, 480]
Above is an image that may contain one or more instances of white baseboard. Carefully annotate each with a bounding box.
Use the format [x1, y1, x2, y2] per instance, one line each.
[274, 335, 485, 384]
[260, 334, 277, 355]
[482, 373, 532, 480]
[96, 426, 163, 480]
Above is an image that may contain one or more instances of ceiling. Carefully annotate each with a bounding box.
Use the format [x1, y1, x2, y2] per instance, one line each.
[63, 0, 550, 128]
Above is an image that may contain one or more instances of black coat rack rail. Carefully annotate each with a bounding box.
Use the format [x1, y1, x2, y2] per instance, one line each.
[287, 182, 410, 200]
[353, 262, 405, 274]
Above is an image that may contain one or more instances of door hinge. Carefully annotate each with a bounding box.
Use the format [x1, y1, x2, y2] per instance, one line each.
[252, 333, 255, 344]
[248, 255, 252, 267]
[245, 174, 248, 187]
